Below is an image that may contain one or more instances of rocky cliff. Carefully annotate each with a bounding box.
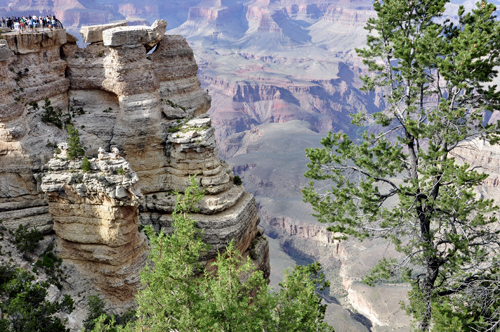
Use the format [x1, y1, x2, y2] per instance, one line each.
[0, 21, 269, 310]
[41, 146, 148, 302]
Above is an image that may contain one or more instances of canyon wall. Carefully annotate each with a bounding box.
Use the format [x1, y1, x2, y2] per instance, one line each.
[0, 22, 269, 308]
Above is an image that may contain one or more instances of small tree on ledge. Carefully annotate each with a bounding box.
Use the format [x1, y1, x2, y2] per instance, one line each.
[66, 125, 85, 160]
[81, 157, 91, 172]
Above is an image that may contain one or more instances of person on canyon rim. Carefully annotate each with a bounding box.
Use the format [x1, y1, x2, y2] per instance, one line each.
[1, 15, 59, 33]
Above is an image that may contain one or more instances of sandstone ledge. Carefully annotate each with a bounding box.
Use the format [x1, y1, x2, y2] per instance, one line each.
[102, 19, 167, 49]
[3, 29, 67, 54]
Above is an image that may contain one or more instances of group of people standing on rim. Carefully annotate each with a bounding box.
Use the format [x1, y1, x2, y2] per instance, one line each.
[0, 15, 60, 32]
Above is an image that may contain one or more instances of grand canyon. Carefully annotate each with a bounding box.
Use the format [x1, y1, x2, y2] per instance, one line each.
[2, 0, 500, 331]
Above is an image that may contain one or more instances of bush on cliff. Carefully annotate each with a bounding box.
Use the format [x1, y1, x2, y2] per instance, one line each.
[81, 157, 91, 173]
[0, 263, 74, 332]
[9, 224, 43, 259]
[91, 177, 334, 332]
[83, 295, 135, 332]
[66, 125, 85, 160]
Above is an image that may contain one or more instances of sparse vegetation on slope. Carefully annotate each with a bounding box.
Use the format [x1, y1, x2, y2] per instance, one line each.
[0, 225, 74, 332]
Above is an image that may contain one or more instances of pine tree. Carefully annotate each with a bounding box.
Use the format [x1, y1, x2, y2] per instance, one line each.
[66, 125, 85, 160]
[91, 177, 334, 332]
[0, 264, 74, 332]
[81, 157, 91, 172]
[302, 1, 500, 330]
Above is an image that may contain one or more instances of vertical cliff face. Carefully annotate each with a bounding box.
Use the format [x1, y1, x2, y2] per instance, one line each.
[0, 30, 69, 235]
[0, 21, 269, 303]
[40, 146, 147, 302]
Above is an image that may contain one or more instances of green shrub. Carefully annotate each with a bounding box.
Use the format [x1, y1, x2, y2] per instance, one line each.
[66, 125, 85, 160]
[131, 177, 334, 332]
[41, 97, 69, 129]
[83, 295, 135, 332]
[35, 245, 65, 289]
[233, 176, 242, 186]
[9, 225, 43, 257]
[165, 99, 186, 111]
[116, 168, 125, 175]
[29, 101, 39, 110]
[83, 295, 106, 332]
[81, 157, 91, 173]
[0, 263, 74, 332]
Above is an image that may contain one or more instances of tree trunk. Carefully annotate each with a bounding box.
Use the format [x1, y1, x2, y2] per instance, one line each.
[417, 204, 440, 331]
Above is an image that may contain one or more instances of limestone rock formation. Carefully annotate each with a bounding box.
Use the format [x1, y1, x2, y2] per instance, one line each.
[0, 29, 69, 236]
[0, 40, 13, 62]
[0, 20, 270, 305]
[80, 21, 128, 44]
[40, 146, 147, 301]
[102, 19, 167, 49]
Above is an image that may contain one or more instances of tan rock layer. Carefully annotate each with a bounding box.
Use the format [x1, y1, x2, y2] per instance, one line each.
[41, 151, 147, 301]
[0, 30, 70, 234]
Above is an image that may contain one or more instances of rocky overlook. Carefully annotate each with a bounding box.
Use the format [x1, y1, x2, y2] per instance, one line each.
[0, 20, 269, 324]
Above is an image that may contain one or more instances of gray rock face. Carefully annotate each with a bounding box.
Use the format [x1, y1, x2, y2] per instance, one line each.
[0, 44, 13, 62]
[80, 21, 127, 44]
[103, 19, 167, 48]
[2, 29, 67, 54]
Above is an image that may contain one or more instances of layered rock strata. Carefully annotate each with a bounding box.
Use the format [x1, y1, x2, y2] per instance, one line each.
[0, 28, 69, 235]
[40, 146, 147, 301]
[0, 20, 270, 301]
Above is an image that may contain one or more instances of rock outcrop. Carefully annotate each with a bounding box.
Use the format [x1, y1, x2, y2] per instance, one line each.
[80, 21, 128, 44]
[103, 19, 167, 49]
[40, 146, 147, 301]
[0, 20, 269, 303]
[0, 28, 69, 235]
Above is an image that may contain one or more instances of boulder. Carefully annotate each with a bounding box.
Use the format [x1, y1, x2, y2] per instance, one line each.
[103, 19, 167, 48]
[80, 21, 127, 44]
